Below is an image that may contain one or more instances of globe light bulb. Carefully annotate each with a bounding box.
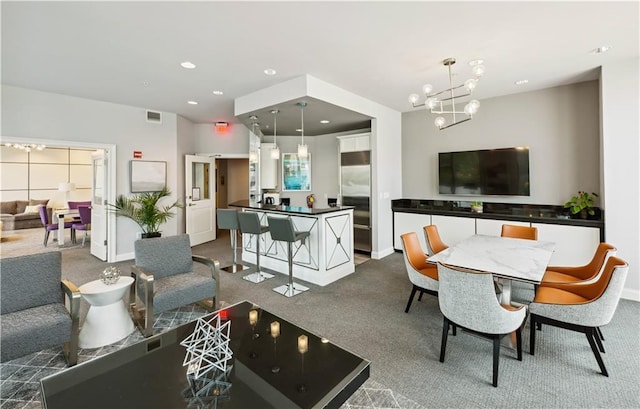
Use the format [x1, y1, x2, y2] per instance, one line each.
[422, 84, 433, 95]
[408, 93, 419, 104]
[464, 78, 478, 91]
[472, 64, 486, 77]
[425, 97, 439, 109]
[434, 116, 446, 128]
[469, 99, 480, 109]
[464, 103, 476, 116]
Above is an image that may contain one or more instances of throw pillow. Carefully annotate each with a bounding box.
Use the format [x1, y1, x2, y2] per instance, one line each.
[15, 200, 29, 214]
[29, 199, 50, 206]
[0, 201, 17, 215]
[24, 205, 41, 214]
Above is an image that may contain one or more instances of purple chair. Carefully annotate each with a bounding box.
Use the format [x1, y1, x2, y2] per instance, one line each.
[71, 206, 91, 247]
[39, 205, 74, 247]
[68, 201, 91, 223]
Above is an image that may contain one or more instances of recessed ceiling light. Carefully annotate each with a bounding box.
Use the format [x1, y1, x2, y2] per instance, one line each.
[263, 68, 277, 76]
[469, 59, 484, 66]
[141, 81, 150, 87]
[320, 120, 330, 124]
[514, 79, 529, 86]
[295, 128, 302, 132]
[591, 46, 611, 54]
[187, 100, 198, 105]
[181, 61, 196, 69]
[249, 115, 258, 120]
[212, 90, 224, 96]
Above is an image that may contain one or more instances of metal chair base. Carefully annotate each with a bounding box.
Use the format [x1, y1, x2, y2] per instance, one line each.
[242, 271, 275, 283]
[222, 263, 249, 274]
[273, 283, 309, 297]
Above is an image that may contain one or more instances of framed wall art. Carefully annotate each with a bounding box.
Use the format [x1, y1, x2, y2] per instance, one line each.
[282, 153, 311, 191]
[130, 160, 167, 192]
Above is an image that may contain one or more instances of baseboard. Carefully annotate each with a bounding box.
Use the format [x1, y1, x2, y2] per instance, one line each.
[114, 252, 135, 263]
[371, 246, 395, 260]
[621, 288, 640, 302]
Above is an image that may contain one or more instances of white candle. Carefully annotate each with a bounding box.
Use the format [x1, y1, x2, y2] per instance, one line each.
[298, 334, 309, 354]
[249, 310, 258, 326]
[270, 321, 280, 338]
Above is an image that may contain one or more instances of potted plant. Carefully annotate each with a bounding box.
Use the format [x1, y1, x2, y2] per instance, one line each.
[470, 201, 483, 213]
[564, 191, 599, 219]
[107, 187, 182, 238]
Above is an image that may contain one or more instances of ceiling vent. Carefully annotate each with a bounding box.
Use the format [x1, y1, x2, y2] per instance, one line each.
[146, 110, 162, 124]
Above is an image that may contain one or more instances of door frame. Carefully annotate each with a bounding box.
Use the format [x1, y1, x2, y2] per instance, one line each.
[3, 137, 117, 262]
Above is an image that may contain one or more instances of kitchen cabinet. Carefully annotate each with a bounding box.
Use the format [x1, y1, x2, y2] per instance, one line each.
[259, 143, 278, 189]
[431, 215, 476, 247]
[339, 134, 370, 153]
[533, 223, 600, 266]
[393, 212, 431, 251]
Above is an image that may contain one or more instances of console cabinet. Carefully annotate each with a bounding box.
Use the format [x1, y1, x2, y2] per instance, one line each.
[393, 207, 603, 267]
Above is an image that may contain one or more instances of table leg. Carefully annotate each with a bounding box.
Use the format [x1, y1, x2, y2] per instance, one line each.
[58, 213, 65, 245]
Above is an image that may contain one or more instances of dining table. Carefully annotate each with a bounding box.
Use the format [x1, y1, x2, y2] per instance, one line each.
[427, 234, 556, 306]
[53, 208, 80, 246]
[427, 234, 555, 348]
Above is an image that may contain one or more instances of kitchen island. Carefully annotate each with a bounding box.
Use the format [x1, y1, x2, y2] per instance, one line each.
[229, 200, 355, 286]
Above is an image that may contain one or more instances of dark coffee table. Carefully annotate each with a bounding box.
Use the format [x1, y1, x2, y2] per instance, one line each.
[40, 301, 370, 409]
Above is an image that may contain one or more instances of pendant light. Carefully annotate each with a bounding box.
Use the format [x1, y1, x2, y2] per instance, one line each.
[270, 109, 280, 160]
[297, 102, 308, 158]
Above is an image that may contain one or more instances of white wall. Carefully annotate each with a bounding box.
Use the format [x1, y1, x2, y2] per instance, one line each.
[402, 81, 600, 206]
[601, 58, 640, 301]
[1, 85, 182, 260]
[193, 122, 249, 155]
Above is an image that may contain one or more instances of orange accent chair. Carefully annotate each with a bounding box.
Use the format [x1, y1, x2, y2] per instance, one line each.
[500, 224, 538, 240]
[423, 225, 448, 256]
[400, 232, 438, 313]
[541, 243, 616, 286]
[529, 257, 628, 377]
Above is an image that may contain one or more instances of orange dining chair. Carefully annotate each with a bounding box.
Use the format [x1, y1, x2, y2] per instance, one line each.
[541, 243, 617, 286]
[501, 224, 537, 240]
[423, 225, 449, 256]
[529, 257, 628, 377]
[400, 232, 438, 313]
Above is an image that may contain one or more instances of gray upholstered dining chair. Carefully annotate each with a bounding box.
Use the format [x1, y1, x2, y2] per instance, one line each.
[1, 252, 80, 366]
[130, 234, 220, 337]
[437, 262, 526, 387]
[529, 256, 628, 377]
[400, 232, 438, 313]
[267, 215, 311, 297]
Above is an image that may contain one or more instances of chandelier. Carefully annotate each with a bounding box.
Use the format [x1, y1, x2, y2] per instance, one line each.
[409, 58, 485, 130]
[270, 109, 280, 159]
[297, 102, 308, 158]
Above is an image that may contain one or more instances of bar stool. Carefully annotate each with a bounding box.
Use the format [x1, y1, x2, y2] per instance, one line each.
[237, 211, 275, 283]
[216, 209, 248, 273]
[267, 215, 310, 297]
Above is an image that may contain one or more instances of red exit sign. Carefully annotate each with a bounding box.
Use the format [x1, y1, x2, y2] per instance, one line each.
[133, 151, 142, 159]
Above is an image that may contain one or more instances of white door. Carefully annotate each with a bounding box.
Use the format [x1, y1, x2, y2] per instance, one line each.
[91, 150, 108, 260]
[185, 154, 216, 246]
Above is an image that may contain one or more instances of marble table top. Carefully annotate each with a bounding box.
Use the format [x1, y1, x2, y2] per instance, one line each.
[427, 234, 555, 283]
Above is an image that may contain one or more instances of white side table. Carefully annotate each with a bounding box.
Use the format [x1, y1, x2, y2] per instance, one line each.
[79, 276, 135, 349]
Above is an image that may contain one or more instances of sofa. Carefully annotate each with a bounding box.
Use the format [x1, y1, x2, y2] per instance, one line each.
[0, 199, 50, 231]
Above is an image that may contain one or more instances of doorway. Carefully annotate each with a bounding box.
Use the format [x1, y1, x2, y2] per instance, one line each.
[215, 158, 249, 234]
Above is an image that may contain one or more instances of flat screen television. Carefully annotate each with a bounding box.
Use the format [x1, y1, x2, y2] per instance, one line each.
[438, 147, 530, 196]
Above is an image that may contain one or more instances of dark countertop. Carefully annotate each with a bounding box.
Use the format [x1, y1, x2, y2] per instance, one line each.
[392, 198, 604, 228]
[229, 200, 354, 216]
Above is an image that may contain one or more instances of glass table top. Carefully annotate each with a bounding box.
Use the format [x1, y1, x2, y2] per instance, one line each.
[41, 301, 370, 409]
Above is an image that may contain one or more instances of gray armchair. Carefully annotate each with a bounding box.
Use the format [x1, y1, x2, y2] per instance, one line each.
[130, 234, 220, 337]
[1, 252, 80, 366]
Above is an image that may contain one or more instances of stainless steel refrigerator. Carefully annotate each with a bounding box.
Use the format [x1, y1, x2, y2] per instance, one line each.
[340, 151, 371, 253]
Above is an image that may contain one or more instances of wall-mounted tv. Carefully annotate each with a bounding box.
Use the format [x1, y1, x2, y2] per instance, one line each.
[438, 147, 530, 196]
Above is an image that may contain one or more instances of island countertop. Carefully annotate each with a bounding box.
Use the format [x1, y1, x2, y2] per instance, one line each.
[229, 200, 354, 215]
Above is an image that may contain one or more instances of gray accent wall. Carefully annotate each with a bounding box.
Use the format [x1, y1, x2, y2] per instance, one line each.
[401, 81, 600, 206]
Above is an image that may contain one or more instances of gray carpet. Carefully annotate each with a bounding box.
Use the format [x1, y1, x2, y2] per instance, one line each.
[1, 228, 639, 408]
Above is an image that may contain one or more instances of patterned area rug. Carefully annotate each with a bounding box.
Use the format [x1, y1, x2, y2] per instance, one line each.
[0, 304, 425, 409]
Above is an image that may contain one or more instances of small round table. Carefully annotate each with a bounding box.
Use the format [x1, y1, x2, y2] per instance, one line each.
[78, 276, 135, 349]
